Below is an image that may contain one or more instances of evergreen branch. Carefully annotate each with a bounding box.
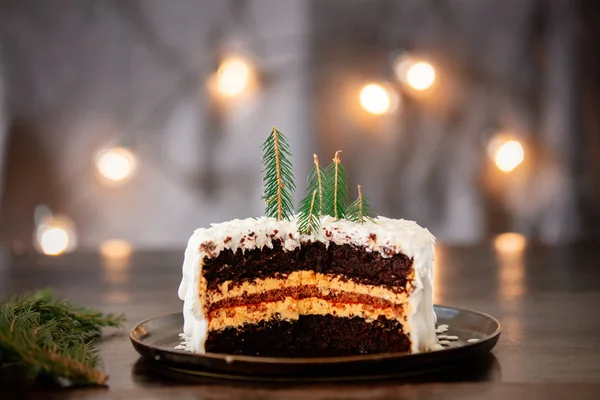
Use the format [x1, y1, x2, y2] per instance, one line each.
[347, 184, 376, 224]
[297, 189, 320, 234]
[323, 151, 349, 220]
[0, 290, 124, 386]
[308, 154, 324, 216]
[261, 126, 296, 220]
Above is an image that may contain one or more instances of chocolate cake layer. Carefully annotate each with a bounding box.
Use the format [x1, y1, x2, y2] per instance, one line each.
[208, 286, 399, 312]
[202, 240, 412, 291]
[205, 315, 411, 357]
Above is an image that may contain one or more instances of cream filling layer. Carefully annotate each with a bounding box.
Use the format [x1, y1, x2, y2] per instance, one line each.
[206, 270, 411, 305]
[208, 296, 410, 331]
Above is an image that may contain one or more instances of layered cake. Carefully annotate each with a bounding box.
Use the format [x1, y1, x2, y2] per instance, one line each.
[178, 215, 437, 356]
[178, 127, 437, 356]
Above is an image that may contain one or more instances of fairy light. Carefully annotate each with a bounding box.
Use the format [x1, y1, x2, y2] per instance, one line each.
[34, 210, 77, 256]
[488, 136, 525, 173]
[393, 55, 437, 91]
[100, 239, 132, 260]
[406, 62, 436, 91]
[494, 232, 526, 254]
[215, 56, 254, 98]
[359, 83, 397, 115]
[39, 227, 70, 255]
[100, 239, 132, 285]
[95, 147, 136, 183]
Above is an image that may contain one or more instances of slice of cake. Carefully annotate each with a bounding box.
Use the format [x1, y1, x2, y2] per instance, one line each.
[178, 127, 437, 356]
[178, 215, 437, 356]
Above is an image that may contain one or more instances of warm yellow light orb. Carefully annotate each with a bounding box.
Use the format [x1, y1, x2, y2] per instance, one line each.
[359, 83, 395, 115]
[215, 56, 253, 98]
[494, 140, 524, 173]
[39, 227, 70, 256]
[100, 239, 132, 260]
[494, 232, 526, 254]
[406, 61, 436, 91]
[96, 147, 136, 183]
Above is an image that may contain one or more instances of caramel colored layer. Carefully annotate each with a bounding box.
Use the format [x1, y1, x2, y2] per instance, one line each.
[207, 297, 409, 331]
[209, 285, 396, 311]
[205, 270, 412, 306]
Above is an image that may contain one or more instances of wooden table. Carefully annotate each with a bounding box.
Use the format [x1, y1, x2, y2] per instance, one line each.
[1, 242, 600, 399]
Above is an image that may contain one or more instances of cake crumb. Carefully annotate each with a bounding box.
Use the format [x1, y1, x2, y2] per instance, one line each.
[445, 335, 459, 341]
[467, 338, 480, 343]
[436, 324, 449, 333]
[438, 340, 451, 345]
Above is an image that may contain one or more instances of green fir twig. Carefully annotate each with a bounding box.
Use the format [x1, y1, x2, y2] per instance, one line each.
[323, 151, 349, 220]
[261, 126, 296, 220]
[347, 184, 376, 223]
[297, 154, 326, 234]
[308, 154, 325, 216]
[298, 189, 320, 234]
[0, 290, 125, 386]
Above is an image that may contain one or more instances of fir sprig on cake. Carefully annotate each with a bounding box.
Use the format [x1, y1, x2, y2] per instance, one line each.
[178, 127, 437, 356]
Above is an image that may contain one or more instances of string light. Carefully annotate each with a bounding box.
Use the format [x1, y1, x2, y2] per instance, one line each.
[494, 233, 526, 254]
[406, 62, 436, 91]
[39, 227, 70, 255]
[214, 55, 255, 98]
[100, 239, 132, 285]
[34, 210, 77, 256]
[359, 83, 398, 115]
[100, 239, 132, 260]
[95, 147, 137, 184]
[488, 136, 525, 173]
[393, 55, 436, 91]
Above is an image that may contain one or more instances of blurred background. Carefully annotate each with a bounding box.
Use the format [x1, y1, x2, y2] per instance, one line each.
[0, 0, 599, 257]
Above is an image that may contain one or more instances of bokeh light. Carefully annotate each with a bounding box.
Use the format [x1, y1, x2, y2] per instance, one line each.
[96, 147, 136, 183]
[493, 140, 525, 173]
[359, 83, 397, 115]
[100, 239, 132, 260]
[215, 56, 254, 98]
[35, 213, 77, 256]
[393, 55, 437, 91]
[406, 61, 436, 91]
[494, 232, 526, 254]
[39, 227, 70, 256]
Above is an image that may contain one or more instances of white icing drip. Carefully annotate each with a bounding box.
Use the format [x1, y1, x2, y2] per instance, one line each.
[178, 215, 437, 354]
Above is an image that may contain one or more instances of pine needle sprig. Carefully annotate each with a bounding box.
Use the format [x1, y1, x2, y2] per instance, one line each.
[307, 154, 325, 216]
[297, 154, 326, 234]
[0, 289, 125, 386]
[297, 190, 320, 234]
[261, 126, 296, 220]
[347, 184, 376, 224]
[323, 151, 350, 220]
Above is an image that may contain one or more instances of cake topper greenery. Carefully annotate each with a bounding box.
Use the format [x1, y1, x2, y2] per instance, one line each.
[323, 150, 350, 220]
[261, 126, 296, 221]
[260, 128, 376, 233]
[0, 289, 124, 386]
[297, 154, 325, 234]
[347, 184, 375, 224]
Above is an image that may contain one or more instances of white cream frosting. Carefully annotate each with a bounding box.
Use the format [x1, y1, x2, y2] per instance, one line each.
[178, 215, 437, 354]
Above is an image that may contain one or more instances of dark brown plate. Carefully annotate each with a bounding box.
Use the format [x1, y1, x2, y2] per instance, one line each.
[130, 305, 501, 381]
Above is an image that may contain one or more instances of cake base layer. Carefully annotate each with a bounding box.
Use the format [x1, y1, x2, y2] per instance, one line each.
[205, 315, 411, 357]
